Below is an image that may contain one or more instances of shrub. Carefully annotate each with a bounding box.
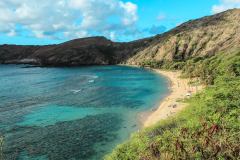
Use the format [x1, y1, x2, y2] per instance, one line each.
[106, 49, 240, 160]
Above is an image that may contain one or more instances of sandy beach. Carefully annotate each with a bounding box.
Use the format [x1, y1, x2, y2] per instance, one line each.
[144, 69, 203, 127]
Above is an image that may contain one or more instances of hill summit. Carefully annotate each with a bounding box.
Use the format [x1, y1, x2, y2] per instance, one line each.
[0, 9, 240, 66]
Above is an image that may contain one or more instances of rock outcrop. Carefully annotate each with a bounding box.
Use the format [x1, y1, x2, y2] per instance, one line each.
[126, 9, 240, 65]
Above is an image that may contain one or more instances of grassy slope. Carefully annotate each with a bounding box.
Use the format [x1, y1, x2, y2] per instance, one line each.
[105, 50, 240, 159]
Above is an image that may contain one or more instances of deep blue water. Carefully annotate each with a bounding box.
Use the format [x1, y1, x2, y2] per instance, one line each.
[0, 65, 168, 160]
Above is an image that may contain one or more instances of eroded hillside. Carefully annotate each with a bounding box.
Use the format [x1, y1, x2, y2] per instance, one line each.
[0, 9, 240, 66]
[126, 9, 240, 65]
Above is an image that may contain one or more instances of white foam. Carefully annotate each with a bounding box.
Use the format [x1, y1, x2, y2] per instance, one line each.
[82, 75, 99, 79]
[88, 80, 95, 83]
[71, 89, 82, 93]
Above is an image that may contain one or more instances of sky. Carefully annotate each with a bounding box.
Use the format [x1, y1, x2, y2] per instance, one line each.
[0, 0, 240, 45]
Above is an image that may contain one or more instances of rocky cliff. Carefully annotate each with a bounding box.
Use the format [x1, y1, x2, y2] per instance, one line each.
[0, 9, 240, 66]
[126, 9, 240, 65]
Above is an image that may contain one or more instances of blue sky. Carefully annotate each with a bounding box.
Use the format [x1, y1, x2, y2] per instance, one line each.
[0, 0, 239, 45]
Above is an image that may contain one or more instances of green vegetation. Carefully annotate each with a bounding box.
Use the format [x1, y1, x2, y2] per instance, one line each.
[106, 50, 240, 159]
[0, 136, 3, 160]
[140, 60, 185, 70]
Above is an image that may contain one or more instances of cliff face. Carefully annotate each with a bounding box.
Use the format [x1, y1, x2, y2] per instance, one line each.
[126, 9, 240, 65]
[0, 9, 240, 66]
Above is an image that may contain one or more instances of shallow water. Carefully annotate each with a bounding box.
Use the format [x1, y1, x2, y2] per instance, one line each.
[0, 65, 168, 160]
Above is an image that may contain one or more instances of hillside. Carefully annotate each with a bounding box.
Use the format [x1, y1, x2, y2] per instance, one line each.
[105, 9, 240, 160]
[127, 9, 240, 66]
[0, 9, 240, 66]
[106, 41, 240, 160]
[0, 36, 152, 66]
[0, 8, 240, 160]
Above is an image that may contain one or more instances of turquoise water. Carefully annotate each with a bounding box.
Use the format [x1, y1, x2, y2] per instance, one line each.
[0, 65, 169, 160]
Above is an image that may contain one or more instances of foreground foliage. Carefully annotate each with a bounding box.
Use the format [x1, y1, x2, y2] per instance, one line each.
[106, 50, 240, 159]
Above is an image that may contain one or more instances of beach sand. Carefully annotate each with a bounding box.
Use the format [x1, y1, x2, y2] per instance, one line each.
[143, 69, 203, 127]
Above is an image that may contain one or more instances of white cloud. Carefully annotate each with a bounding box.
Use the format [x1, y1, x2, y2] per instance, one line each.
[7, 30, 17, 37]
[109, 32, 116, 40]
[212, 0, 240, 13]
[0, 0, 138, 41]
[120, 2, 138, 26]
[157, 13, 166, 21]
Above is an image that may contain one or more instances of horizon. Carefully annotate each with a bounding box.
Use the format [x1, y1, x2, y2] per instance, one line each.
[0, 0, 240, 45]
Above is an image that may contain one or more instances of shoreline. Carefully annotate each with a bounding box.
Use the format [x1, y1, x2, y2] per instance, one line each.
[143, 69, 203, 128]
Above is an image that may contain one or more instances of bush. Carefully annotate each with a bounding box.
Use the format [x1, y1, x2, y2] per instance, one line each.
[106, 50, 240, 160]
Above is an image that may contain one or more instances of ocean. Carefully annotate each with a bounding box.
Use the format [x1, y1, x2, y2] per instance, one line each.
[0, 65, 168, 160]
